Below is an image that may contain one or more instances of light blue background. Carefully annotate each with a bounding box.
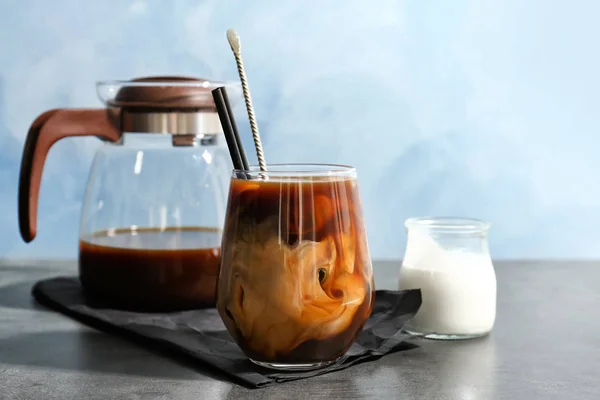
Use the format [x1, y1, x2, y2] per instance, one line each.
[0, 0, 598, 260]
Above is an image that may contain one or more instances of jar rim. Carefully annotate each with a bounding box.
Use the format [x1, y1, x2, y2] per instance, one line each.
[405, 217, 491, 234]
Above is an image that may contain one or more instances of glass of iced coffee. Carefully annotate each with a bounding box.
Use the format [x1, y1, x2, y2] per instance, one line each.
[217, 164, 375, 370]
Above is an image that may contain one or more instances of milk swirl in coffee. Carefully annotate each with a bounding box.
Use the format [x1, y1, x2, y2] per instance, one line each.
[217, 175, 375, 364]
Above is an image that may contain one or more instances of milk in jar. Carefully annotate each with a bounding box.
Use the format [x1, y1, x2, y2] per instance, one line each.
[399, 217, 496, 339]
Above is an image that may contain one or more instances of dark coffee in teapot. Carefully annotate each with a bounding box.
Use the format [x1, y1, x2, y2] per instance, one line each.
[79, 227, 221, 312]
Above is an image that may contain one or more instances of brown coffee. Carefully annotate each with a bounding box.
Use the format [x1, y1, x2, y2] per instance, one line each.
[79, 226, 221, 312]
[217, 176, 375, 364]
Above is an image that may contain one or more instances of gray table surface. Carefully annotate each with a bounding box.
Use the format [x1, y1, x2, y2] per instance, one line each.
[0, 259, 598, 400]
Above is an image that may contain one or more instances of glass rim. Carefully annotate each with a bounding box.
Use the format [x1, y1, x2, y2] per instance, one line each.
[405, 217, 491, 233]
[232, 163, 357, 177]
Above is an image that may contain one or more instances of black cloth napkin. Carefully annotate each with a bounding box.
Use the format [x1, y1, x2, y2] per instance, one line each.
[32, 277, 421, 388]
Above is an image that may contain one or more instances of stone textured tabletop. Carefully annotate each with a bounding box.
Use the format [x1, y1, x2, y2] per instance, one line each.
[0, 259, 598, 399]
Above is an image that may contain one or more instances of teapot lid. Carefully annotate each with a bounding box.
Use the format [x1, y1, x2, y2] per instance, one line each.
[96, 76, 240, 137]
[97, 76, 235, 110]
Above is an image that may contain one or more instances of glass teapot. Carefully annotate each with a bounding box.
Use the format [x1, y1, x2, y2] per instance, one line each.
[18, 76, 235, 312]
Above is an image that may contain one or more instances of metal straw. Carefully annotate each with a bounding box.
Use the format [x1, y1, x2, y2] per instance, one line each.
[226, 29, 267, 172]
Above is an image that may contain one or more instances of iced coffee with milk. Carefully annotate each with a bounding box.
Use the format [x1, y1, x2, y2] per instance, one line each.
[217, 164, 375, 370]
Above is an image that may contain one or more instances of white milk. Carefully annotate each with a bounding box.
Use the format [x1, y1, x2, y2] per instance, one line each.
[399, 232, 496, 337]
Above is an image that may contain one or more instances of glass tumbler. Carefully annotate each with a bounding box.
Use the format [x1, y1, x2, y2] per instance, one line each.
[217, 164, 375, 370]
[399, 217, 496, 340]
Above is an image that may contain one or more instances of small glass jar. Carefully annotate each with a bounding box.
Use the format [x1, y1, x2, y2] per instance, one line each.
[399, 217, 496, 340]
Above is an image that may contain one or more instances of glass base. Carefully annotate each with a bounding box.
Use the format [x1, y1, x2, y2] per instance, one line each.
[250, 357, 340, 371]
[405, 329, 490, 341]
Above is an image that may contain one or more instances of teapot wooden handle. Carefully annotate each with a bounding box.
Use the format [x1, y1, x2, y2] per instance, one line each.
[18, 108, 121, 242]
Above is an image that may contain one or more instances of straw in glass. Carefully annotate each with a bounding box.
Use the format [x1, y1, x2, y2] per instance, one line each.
[226, 29, 267, 172]
[212, 86, 249, 179]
